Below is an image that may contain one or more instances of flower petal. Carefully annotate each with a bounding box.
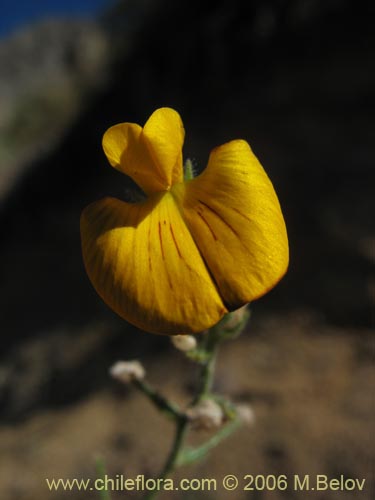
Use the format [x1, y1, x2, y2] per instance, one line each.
[102, 122, 168, 194]
[80, 193, 227, 334]
[142, 107, 184, 186]
[172, 140, 289, 309]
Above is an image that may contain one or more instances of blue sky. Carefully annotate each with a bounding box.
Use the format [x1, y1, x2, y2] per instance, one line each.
[0, 0, 114, 37]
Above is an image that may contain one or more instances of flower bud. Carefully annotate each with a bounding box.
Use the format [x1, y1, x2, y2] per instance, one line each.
[171, 334, 197, 352]
[235, 404, 256, 426]
[187, 399, 224, 430]
[109, 360, 145, 383]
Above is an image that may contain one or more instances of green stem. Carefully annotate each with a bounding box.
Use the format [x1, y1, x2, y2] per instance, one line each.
[160, 417, 189, 477]
[178, 417, 241, 467]
[141, 312, 248, 499]
[133, 379, 184, 421]
[193, 328, 219, 404]
[145, 416, 189, 500]
[144, 329, 222, 500]
[96, 456, 112, 500]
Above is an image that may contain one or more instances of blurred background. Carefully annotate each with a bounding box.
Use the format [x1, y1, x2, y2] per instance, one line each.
[0, 0, 373, 498]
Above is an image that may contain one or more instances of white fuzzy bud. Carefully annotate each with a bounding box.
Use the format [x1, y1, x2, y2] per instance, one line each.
[171, 335, 197, 352]
[187, 399, 224, 430]
[236, 404, 256, 426]
[109, 360, 145, 383]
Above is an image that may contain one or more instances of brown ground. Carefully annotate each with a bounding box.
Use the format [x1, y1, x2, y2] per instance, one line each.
[1, 311, 373, 500]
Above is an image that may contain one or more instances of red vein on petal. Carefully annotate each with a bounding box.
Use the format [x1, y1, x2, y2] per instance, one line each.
[198, 199, 239, 236]
[196, 210, 218, 241]
[232, 206, 252, 223]
[158, 221, 165, 260]
[169, 223, 183, 258]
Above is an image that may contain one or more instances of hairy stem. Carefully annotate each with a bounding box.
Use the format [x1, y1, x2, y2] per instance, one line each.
[141, 310, 250, 499]
[144, 329, 221, 499]
[133, 378, 184, 420]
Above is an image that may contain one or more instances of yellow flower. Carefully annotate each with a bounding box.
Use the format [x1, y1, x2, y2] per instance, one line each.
[80, 108, 288, 335]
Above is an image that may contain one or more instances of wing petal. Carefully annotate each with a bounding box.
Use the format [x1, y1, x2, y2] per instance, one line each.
[81, 192, 226, 334]
[172, 140, 289, 308]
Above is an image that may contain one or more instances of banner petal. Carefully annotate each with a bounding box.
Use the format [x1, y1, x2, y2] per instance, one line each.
[142, 107, 184, 187]
[102, 122, 168, 194]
